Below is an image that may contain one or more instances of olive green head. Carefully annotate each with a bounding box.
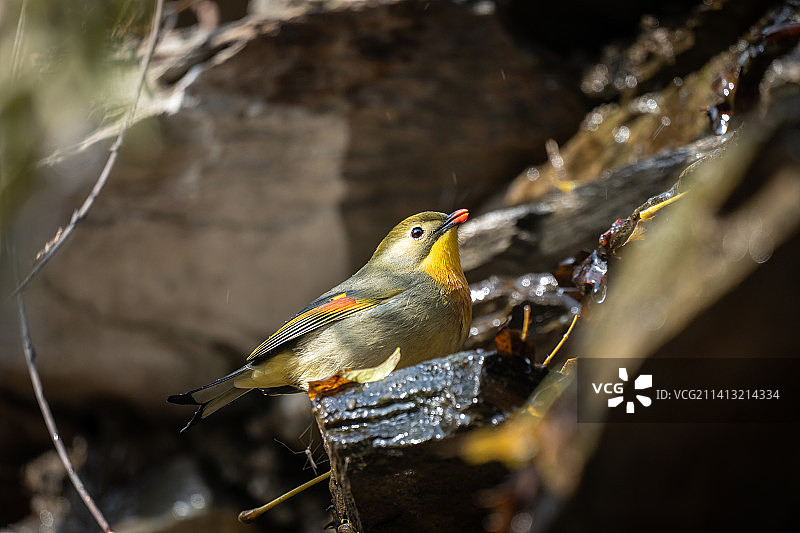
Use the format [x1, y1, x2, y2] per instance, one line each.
[367, 209, 469, 276]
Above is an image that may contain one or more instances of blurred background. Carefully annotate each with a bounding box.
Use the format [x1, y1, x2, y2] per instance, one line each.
[1, 0, 798, 532]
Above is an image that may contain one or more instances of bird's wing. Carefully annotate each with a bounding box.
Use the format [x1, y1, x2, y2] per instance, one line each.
[246, 288, 405, 362]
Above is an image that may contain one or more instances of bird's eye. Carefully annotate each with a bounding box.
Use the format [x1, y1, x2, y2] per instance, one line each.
[410, 226, 424, 239]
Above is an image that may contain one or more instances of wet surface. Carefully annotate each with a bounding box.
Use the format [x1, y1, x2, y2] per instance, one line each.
[466, 273, 579, 354]
[313, 351, 548, 533]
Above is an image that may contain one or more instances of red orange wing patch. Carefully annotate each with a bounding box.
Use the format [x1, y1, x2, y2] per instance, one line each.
[246, 290, 402, 362]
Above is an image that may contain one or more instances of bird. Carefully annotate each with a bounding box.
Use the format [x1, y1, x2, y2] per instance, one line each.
[168, 209, 472, 432]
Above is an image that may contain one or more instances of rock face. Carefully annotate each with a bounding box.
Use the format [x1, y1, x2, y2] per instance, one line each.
[312, 351, 548, 533]
[1, 0, 583, 414]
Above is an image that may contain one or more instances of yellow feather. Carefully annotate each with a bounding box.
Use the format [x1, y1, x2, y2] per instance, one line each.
[234, 352, 296, 389]
[419, 230, 465, 292]
[419, 230, 472, 337]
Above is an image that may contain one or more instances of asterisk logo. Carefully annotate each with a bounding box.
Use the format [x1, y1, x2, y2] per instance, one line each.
[608, 367, 652, 413]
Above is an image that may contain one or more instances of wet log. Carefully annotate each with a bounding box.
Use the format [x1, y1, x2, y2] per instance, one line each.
[312, 350, 547, 533]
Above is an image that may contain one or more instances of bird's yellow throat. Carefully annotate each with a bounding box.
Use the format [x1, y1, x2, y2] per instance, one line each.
[419, 230, 466, 292]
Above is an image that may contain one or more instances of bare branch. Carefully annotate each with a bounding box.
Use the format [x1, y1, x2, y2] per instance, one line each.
[12, 0, 165, 295]
[7, 2, 167, 530]
[14, 268, 114, 533]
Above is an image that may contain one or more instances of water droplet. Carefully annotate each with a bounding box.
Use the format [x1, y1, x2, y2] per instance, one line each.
[40, 510, 55, 528]
[584, 110, 606, 131]
[510, 511, 534, 533]
[722, 225, 748, 261]
[173, 500, 191, 517]
[190, 493, 207, 509]
[749, 230, 774, 264]
[592, 284, 607, 303]
[613, 126, 630, 144]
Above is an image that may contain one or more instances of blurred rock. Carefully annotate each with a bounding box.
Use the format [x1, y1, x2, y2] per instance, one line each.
[1, 0, 583, 413]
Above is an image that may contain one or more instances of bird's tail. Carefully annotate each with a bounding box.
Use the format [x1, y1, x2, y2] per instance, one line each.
[167, 367, 251, 433]
[168, 366, 301, 433]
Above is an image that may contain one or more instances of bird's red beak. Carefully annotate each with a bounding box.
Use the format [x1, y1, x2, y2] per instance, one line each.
[438, 208, 469, 233]
[447, 208, 469, 225]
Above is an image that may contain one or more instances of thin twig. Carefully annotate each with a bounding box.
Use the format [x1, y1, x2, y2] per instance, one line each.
[542, 312, 579, 368]
[7, 3, 165, 530]
[12, 0, 165, 295]
[238, 470, 332, 523]
[14, 264, 114, 533]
